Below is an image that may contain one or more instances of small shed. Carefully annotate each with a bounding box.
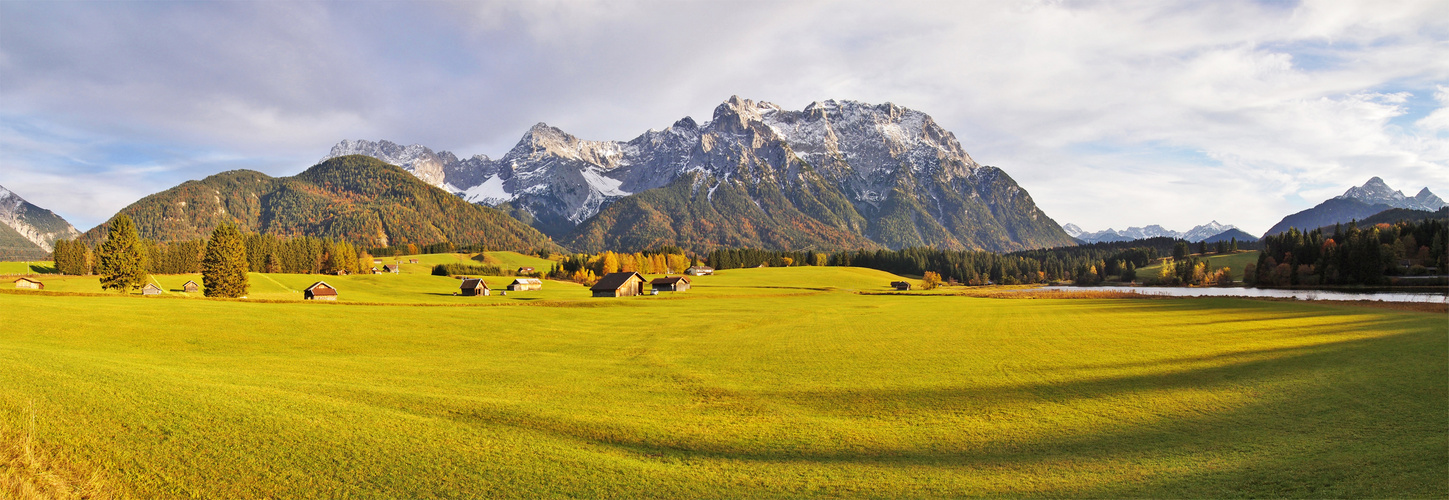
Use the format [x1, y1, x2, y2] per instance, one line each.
[685, 266, 714, 276]
[305, 281, 338, 301]
[409, 259, 419, 264]
[508, 278, 543, 291]
[651, 276, 691, 292]
[460, 278, 490, 296]
[142, 283, 163, 295]
[182, 280, 200, 293]
[13, 277, 43, 290]
[383, 265, 399, 274]
[517, 266, 535, 274]
[370, 267, 382, 275]
[890, 281, 912, 291]
[590, 272, 647, 297]
[373, 259, 383, 264]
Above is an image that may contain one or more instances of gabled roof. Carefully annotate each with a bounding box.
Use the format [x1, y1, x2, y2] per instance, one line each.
[686, 266, 714, 271]
[305, 281, 337, 295]
[510, 278, 542, 285]
[13, 277, 41, 284]
[651, 276, 689, 285]
[183, 280, 199, 286]
[143, 282, 162, 291]
[590, 272, 645, 291]
[461, 278, 489, 289]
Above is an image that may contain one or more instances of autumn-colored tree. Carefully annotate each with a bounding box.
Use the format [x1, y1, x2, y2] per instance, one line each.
[920, 271, 943, 290]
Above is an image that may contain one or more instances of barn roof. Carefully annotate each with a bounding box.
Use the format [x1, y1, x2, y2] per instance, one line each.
[651, 276, 689, 285]
[183, 280, 198, 286]
[13, 277, 41, 284]
[590, 272, 644, 291]
[686, 266, 714, 271]
[143, 282, 162, 291]
[305, 281, 338, 295]
[460, 278, 489, 289]
[510, 278, 542, 285]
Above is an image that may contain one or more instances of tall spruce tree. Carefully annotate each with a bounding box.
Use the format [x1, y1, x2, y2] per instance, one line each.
[202, 223, 249, 297]
[96, 215, 146, 292]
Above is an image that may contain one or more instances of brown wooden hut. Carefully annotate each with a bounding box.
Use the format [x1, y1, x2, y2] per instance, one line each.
[650, 276, 691, 292]
[409, 259, 419, 264]
[460, 278, 490, 296]
[182, 280, 200, 293]
[507, 278, 542, 291]
[517, 266, 535, 274]
[891, 281, 912, 291]
[13, 277, 43, 290]
[305, 281, 338, 301]
[383, 265, 399, 274]
[590, 272, 646, 297]
[142, 283, 163, 295]
[685, 266, 714, 276]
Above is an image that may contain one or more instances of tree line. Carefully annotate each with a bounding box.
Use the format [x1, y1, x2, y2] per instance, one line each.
[1247, 219, 1447, 287]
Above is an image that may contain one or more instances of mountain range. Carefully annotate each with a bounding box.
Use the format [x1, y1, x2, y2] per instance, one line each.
[0, 185, 81, 260]
[1263, 177, 1446, 237]
[77, 156, 555, 252]
[327, 96, 1075, 253]
[1061, 221, 1249, 244]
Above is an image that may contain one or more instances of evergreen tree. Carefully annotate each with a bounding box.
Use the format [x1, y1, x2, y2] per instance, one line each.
[96, 215, 146, 292]
[202, 223, 249, 297]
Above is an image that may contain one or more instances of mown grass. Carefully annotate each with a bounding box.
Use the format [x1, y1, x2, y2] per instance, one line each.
[0, 265, 1443, 498]
[0, 262, 57, 275]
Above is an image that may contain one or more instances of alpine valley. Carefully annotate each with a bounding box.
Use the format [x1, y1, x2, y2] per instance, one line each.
[326, 97, 1076, 253]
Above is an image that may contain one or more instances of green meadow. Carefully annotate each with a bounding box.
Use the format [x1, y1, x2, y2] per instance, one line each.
[1136, 250, 1261, 281]
[1, 261, 1444, 498]
[0, 261, 56, 275]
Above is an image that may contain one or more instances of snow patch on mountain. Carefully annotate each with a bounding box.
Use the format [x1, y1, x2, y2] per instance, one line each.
[1068, 220, 1241, 243]
[459, 175, 513, 205]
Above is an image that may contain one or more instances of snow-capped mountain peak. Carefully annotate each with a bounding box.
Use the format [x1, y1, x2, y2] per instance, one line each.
[1336, 177, 1445, 211]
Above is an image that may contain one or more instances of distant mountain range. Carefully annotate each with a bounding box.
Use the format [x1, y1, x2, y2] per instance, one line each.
[1061, 221, 1250, 244]
[78, 156, 555, 252]
[0, 185, 80, 260]
[1263, 177, 1446, 237]
[328, 96, 1075, 253]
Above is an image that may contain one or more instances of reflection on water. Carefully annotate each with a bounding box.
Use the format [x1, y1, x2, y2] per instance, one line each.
[1034, 286, 1448, 303]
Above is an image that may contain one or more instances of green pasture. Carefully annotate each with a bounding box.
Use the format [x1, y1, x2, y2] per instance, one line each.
[0, 265, 1443, 498]
[1136, 250, 1260, 282]
[0, 261, 56, 275]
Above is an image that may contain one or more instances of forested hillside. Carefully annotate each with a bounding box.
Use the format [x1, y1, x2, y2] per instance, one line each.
[79, 156, 557, 252]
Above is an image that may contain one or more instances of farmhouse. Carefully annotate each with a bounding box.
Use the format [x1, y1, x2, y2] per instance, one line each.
[142, 283, 163, 295]
[891, 281, 912, 291]
[507, 278, 542, 291]
[517, 267, 535, 274]
[13, 277, 43, 290]
[304, 281, 338, 301]
[590, 272, 646, 297]
[685, 266, 714, 276]
[183, 280, 199, 292]
[460, 278, 490, 296]
[651, 276, 690, 292]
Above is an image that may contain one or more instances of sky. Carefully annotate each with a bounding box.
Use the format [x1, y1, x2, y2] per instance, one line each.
[1, 0, 1447, 236]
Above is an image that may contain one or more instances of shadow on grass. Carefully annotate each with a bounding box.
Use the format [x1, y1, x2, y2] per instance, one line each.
[446, 329, 1447, 496]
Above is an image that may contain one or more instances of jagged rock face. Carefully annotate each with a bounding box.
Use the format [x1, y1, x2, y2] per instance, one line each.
[1062, 221, 1241, 244]
[0, 184, 80, 256]
[1336, 177, 1446, 212]
[1264, 177, 1446, 237]
[324, 96, 1075, 252]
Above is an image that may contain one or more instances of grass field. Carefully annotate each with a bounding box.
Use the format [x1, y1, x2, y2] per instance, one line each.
[1, 263, 1444, 498]
[0, 261, 56, 275]
[1136, 250, 1261, 282]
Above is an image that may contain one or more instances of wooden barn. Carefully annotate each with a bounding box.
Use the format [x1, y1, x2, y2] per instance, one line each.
[383, 265, 399, 274]
[590, 272, 646, 297]
[370, 267, 382, 275]
[891, 281, 912, 291]
[305, 281, 338, 301]
[409, 259, 419, 264]
[13, 277, 43, 290]
[182, 280, 199, 292]
[517, 266, 535, 274]
[507, 278, 542, 291]
[651, 276, 691, 292]
[460, 278, 490, 296]
[142, 283, 163, 295]
[685, 266, 714, 276]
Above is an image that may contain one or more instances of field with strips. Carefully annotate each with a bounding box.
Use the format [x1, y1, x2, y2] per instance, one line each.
[1, 257, 1443, 498]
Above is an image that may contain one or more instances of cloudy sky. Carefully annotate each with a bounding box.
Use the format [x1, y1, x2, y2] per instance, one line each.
[2, 0, 1446, 235]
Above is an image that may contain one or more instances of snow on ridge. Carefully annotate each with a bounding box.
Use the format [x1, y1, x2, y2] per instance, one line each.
[460, 175, 514, 205]
[580, 168, 630, 197]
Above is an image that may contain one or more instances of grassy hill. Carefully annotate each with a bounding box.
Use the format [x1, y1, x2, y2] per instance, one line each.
[78, 156, 556, 252]
[1135, 250, 1261, 282]
[0, 265, 1442, 498]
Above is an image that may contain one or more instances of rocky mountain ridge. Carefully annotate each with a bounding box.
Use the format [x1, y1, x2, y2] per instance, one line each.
[1264, 177, 1446, 236]
[0, 184, 81, 259]
[1063, 220, 1247, 243]
[327, 96, 1075, 252]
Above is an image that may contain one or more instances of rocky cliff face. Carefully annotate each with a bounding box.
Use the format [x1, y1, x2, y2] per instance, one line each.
[1264, 177, 1446, 237]
[325, 96, 1076, 252]
[0, 185, 80, 258]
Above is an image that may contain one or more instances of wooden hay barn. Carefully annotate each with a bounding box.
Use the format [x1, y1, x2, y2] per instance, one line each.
[383, 265, 399, 274]
[590, 272, 646, 297]
[305, 281, 338, 301]
[891, 281, 912, 291]
[370, 267, 382, 275]
[13, 277, 43, 290]
[460, 278, 490, 296]
[182, 280, 199, 292]
[409, 259, 419, 264]
[142, 283, 163, 295]
[517, 267, 535, 274]
[507, 278, 542, 291]
[685, 266, 714, 276]
[651, 276, 690, 292]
